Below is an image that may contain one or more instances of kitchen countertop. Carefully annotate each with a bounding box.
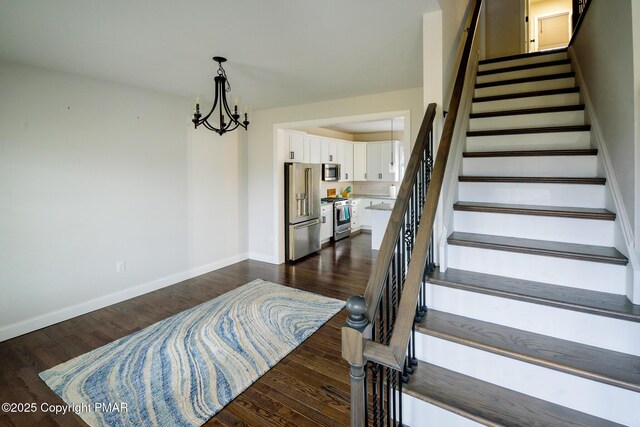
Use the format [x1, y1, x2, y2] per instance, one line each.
[350, 193, 397, 200]
[365, 202, 393, 211]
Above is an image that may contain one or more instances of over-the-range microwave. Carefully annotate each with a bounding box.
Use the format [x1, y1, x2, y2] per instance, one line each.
[322, 163, 340, 181]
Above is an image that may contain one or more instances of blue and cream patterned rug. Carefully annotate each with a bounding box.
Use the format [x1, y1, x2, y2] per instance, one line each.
[40, 279, 345, 427]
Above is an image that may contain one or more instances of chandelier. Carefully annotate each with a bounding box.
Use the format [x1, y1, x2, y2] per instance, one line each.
[192, 56, 249, 135]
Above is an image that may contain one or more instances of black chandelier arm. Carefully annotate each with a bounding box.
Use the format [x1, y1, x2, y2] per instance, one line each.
[199, 82, 221, 125]
[200, 120, 219, 133]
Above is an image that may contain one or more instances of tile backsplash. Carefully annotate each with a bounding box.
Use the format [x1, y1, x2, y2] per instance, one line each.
[352, 181, 400, 197]
[321, 180, 353, 197]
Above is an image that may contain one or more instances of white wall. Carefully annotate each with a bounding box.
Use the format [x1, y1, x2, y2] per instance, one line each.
[633, 0, 640, 300]
[484, 0, 523, 58]
[633, 0, 640, 265]
[0, 61, 248, 340]
[571, 0, 635, 236]
[247, 88, 423, 263]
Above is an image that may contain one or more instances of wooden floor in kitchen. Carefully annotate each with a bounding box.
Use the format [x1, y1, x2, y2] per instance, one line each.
[0, 233, 374, 427]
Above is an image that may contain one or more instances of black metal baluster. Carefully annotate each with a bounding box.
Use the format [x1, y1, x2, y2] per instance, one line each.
[398, 370, 404, 427]
[385, 365, 391, 427]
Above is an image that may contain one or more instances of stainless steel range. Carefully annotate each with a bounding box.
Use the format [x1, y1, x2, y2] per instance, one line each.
[322, 197, 352, 241]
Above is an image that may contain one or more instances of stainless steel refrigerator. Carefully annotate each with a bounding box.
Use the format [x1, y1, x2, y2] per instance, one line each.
[285, 163, 321, 262]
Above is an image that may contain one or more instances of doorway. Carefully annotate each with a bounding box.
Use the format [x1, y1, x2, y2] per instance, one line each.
[524, 0, 572, 53]
[537, 12, 570, 50]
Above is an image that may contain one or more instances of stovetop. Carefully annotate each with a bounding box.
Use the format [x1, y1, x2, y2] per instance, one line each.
[321, 197, 349, 203]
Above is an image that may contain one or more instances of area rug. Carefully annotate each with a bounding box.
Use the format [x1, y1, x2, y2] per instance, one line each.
[40, 279, 345, 427]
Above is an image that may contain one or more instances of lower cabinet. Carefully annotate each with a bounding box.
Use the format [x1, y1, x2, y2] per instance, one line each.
[321, 204, 334, 243]
[351, 199, 361, 231]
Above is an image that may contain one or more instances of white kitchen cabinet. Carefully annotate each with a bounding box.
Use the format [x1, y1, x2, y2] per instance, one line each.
[353, 143, 367, 181]
[366, 141, 399, 181]
[342, 142, 354, 181]
[307, 136, 322, 164]
[286, 130, 306, 162]
[350, 198, 361, 231]
[321, 138, 338, 163]
[366, 143, 383, 181]
[380, 141, 399, 181]
[321, 204, 334, 242]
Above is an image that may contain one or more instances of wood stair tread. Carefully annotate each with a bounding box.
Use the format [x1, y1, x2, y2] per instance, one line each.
[463, 149, 597, 158]
[473, 87, 580, 103]
[477, 58, 571, 76]
[453, 201, 615, 220]
[467, 125, 590, 137]
[470, 104, 585, 119]
[479, 48, 568, 65]
[475, 72, 575, 89]
[447, 232, 628, 265]
[417, 309, 640, 392]
[428, 268, 640, 323]
[459, 176, 605, 184]
[402, 361, 623, 427]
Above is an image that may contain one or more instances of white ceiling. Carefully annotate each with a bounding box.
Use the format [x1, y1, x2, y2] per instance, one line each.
[0, 0, 440, 110]
[324, 117, 405, 134]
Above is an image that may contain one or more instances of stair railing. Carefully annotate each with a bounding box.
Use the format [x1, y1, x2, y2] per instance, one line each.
[341, 1, 483, 426]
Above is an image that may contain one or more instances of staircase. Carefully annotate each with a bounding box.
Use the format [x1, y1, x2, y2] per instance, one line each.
[399, 49, 640, 426]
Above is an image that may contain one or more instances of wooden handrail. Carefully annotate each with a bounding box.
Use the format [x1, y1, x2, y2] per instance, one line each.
[364, 0, 484, 369]
[362, 103, 437, 323]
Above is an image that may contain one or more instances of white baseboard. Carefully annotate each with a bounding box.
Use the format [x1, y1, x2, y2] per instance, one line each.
[248, 252, 280, 264]
[0, 252, 249, 342]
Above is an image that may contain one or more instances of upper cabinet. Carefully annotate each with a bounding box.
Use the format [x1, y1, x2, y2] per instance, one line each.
[321, 138, 338, 163]
[353, 143, 367, 181]
[282, 130, 398, 182]
[380, 141, 399, 181]
[342, 142, 354, 181]
[307, 136, 322, 164]
[286, 131, 306, 162]
[366, 141, 398, 181]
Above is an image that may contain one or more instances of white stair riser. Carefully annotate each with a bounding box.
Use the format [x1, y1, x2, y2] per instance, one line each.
[453, 211, 615, 246]
[447, 245, 626, 294]
[458, 182, 605, 208]
[427, 284, 640, 356]
[399, 393, 481, 427]
[478, 52, 568, 72]
[476, 63, 572, 84]
[414, 333, 639, 426]
[466, 131, 590, 151]
[475, 77, 575, 98]
[462, 156, 597, 177]
[469, 111, 585, 131]
[472, 93, 580, 113]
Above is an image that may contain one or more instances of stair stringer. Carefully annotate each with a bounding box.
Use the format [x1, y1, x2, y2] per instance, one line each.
[569, 47, 640, 304]
[434, 50, 480, 271]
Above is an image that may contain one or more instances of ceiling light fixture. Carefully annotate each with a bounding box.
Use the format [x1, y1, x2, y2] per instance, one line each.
[192, 56, 249, 135]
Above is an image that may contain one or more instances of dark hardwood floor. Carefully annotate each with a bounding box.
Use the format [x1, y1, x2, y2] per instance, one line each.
[0, 233, 374, 427]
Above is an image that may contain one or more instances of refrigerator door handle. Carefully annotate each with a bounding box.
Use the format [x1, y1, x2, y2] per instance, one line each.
[305, 167, 312, 216]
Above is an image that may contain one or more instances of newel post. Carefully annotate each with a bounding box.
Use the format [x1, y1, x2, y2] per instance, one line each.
[342, 295, 369, 427]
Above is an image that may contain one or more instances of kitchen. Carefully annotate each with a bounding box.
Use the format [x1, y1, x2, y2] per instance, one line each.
[284, 117, 404, 262]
